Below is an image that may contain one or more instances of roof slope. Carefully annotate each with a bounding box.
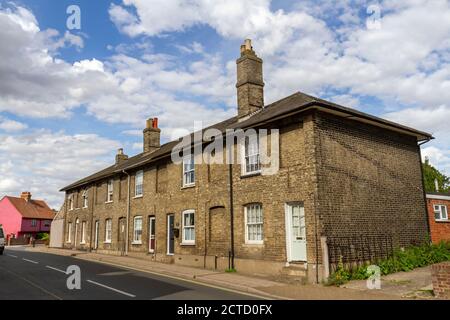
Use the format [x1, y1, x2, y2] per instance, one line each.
[61, 91, 433, 192]
[6, 196, 55, 220]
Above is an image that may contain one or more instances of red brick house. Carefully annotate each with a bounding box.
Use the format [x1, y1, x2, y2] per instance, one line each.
[426, 192, 450, 244]
[0, 192, 55, 240]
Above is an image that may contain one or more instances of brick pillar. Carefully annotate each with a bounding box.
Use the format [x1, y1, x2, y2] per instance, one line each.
[431, 262, 450, 299]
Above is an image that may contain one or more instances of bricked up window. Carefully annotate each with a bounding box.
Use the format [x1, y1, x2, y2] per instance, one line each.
[245, 204, 263, 244]
[434, 205, 448, 221]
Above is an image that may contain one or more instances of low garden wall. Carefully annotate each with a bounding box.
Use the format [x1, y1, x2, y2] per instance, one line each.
[432, 262, 450, 299]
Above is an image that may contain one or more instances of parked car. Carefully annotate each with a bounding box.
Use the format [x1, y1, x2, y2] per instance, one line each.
[0, 225, 5, 255]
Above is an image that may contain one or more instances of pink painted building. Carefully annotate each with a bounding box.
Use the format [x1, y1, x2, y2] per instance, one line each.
[0, 192, 55, 239]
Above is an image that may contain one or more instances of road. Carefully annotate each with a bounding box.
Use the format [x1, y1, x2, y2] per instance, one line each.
[0, 247, 258, 300]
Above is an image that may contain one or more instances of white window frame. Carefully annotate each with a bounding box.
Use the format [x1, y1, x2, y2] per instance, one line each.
[69, 194, 74, 211]
[67, 223, 72, 243]
[241, 134, 261, 176]
[80, 221, 86, 244]
[149, 216, 156, 253]
[182, 155, 195, 187]
[82, 190, 88, 208]
[434, 204, 448, 221]
[106, 179, 114, 203]
[135, 170, 144, 197]
[244, 203, 264, 244]
[105, 219, 112, 243]
[31, 219, 37, 227]
[182, 210, 195, 245]
[132, 216, 143, 244]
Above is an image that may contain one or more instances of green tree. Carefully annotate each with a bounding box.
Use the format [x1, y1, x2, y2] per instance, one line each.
[423, 158, 450, 193]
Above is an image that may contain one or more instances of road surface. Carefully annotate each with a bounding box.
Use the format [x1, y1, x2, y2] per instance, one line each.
[0, 247, 258, 300]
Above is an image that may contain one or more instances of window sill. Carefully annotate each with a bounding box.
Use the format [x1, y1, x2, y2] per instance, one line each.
[181, 184, 195, 190]
[133, 195, 143, 199]
[244, 241, 264, 246]
[82, 206, 88, 209]
[80, 242, 86, 245]
[435, 219, 450, 223]
[105, 201, 113, 204]
[131, 241, 142, 245]
[180, 242, 195, 246]
[241, 171, 261, 179]
[104, 241, 112, 244]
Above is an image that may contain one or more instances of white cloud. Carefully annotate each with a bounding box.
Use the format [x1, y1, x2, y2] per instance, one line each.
[0, 130, 121, 208]
[0, 117, 28, 132]
[0, 4, 233, 128]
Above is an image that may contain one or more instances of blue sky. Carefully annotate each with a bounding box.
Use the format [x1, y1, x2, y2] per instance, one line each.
[0, 0, 449, 207]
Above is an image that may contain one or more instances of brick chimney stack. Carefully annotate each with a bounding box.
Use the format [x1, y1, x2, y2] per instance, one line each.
[143, 117, 161, 153]
[236, 39, 264, 119]
[21, 192, 32, 202]
[115, 148, 128, 165]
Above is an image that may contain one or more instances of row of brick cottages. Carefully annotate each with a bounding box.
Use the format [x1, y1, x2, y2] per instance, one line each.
[58, 40, 434, 282]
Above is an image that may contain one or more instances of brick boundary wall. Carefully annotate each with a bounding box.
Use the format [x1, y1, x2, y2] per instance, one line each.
[431, 262, 450, 299]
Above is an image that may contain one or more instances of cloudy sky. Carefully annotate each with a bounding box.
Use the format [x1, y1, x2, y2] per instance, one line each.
[0, 0, 449, 208]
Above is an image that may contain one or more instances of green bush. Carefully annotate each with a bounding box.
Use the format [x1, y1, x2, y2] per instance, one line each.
[328, 241, 450, 286]
[36, 233, 49, 240]
[326, 258, 350, 286]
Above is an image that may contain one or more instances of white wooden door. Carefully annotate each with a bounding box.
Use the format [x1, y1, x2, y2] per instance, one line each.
[286, 203, 306, 261]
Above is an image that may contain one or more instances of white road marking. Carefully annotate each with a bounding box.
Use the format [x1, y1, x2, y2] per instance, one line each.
[22, 258, 38, 264]
[7, 254, 18, 258]
[86, 280, 136, 298]
[46, 265, 67, 274]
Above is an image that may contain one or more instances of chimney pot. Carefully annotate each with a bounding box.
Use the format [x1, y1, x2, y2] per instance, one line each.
[21, 192, 32, 202]
[146, 118, 153, 129]
[143, 117, 161, 153]
[245, 39, 252, 50]
[115, 148, 128, 164]
[236, 39, 264, 119]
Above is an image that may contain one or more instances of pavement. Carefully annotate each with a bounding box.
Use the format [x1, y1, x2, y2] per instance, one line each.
[343, 266, 436, 299]
[4, 245, 404, 300]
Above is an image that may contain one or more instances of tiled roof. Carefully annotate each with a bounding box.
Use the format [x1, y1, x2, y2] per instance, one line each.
[61, 91, 433, 192]
[6, 196, 56, 220]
